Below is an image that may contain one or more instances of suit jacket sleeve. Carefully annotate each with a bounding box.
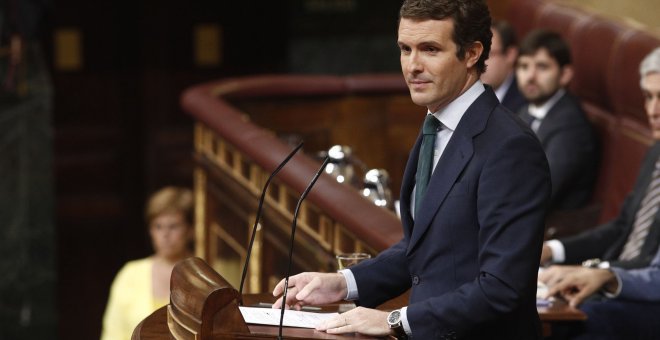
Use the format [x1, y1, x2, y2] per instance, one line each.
[611, 250, 660, 302]
[350, 238, 412, 306]
[561, 195, 657, 269]
[561, 208, 631, 265]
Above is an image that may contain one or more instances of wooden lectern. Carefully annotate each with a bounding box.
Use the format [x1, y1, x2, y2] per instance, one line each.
[132, 257, 379, 339]
[167, 257, 249, 338]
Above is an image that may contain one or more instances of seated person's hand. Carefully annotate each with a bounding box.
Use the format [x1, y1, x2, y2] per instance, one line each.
[544, 267, 616, 307]
[538, 265, 581, 287]
[272, 272, 347, 310]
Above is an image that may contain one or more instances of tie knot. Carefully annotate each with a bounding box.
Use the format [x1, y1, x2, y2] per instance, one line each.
[423, 115, 441, 135]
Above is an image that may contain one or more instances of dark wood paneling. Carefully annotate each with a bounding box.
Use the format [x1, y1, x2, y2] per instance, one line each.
[234, 94, 421, 199]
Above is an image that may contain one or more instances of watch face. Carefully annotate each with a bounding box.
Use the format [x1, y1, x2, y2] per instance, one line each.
[388, 310, 401, 325]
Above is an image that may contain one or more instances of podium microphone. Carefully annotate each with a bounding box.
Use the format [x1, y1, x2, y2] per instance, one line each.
[278, 156, 330, 339]
[238, 142, 304, 302]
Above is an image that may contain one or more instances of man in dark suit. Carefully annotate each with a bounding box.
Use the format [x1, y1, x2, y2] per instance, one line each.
[539, 47, 660, 285]
[272, 1, 551, 339]
[481, 20, 527, 113]
[517, 30, 598, 213]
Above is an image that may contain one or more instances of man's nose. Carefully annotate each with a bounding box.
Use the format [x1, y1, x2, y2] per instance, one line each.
[524, 67, 538, 81]
[407, 52, 423, 73]
[649, 97, 660, 115]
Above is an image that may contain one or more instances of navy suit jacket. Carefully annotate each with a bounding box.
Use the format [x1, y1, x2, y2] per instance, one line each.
[500, 76, 527, 114]
[561, 142, 660, 269]
[351, 87, 551, 339]
[519, 92, 599, 212]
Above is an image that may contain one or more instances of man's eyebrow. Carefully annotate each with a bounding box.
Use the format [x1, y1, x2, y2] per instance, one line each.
[397, 40, 442, 47]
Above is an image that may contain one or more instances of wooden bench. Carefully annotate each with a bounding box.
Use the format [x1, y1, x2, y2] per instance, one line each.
[508, 0, 658, 237]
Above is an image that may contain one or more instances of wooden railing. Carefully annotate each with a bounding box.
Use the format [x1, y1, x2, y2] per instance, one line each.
[182, 74, 414, 293]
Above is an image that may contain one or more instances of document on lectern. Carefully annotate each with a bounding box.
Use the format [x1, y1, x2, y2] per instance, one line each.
[239, 306, 338, 328]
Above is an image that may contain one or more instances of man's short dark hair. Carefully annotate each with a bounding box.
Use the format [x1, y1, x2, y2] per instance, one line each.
[518, 29, 571, 67]
[492, 20, 517, 50]
[399, 0, 492, 74]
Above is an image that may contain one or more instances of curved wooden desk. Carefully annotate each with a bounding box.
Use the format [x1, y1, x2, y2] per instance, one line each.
[133, 292, 585, 339]
[134, 293, 379, 339]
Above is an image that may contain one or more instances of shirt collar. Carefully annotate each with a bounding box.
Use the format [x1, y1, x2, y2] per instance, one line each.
[494, 73, 514, 102]
[528, 88, 565, 120]
[429, 80, 486, 131]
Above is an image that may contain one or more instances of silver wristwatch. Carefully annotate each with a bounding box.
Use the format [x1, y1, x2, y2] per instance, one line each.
[582, 258, 610, 269]
[387, 309, 408, 340]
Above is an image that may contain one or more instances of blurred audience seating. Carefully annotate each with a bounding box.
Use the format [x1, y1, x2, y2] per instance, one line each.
[508, 0, 660, 238]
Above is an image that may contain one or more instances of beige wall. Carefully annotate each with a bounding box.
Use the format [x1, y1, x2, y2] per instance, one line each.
[560, 0, 659, 32]
[490, 0, 659, 34]
[486, 0, 510, 20]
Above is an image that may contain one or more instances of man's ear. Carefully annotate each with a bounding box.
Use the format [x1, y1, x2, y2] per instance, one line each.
[560, 65, 574, 87]
[465, 41, 484, 69]
[505, 46, 518, 67]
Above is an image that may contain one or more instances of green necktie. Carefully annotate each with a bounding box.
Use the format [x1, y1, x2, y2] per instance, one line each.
[414, 115, 441, 218]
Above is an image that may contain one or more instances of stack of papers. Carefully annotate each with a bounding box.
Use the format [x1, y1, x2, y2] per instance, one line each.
[239, 306, 339, 329]
[536, 281, 553, 307]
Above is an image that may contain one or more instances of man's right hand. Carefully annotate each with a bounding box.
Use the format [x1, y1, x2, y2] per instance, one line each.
[272, 272, 348, 310]
[540, 243, 553, 264]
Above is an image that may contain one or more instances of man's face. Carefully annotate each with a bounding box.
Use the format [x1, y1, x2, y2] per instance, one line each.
[398, 18, 479, 112]
[642, 72, 660, 139]
[481, 28, 516, 90]
[516, 48, 570, 105]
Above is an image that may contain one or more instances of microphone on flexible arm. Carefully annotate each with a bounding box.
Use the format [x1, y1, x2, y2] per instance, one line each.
[278, 155, 331, 340]
[237, 141, 304, 303]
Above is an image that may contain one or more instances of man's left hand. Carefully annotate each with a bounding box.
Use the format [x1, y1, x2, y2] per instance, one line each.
[316, 307, 391, 337]
[544, 267, 615, 307]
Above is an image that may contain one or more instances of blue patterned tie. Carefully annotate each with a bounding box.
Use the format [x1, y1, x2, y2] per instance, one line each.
[414, 115, 441, 218]
[619, 158, 660, 260]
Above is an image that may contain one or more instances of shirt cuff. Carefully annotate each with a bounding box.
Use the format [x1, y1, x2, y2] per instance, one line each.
[546, 239, 565, 263]
[401, 306, 412, 336]
[604, 268, 623, 298]
[338, 269, 359, 300]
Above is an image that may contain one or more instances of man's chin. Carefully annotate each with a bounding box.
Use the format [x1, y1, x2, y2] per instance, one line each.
[526, 95, 547, 106]
[409, 94, 432, 107]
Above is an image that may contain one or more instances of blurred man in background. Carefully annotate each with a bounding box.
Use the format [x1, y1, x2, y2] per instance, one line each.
[481, 20, 526, 113]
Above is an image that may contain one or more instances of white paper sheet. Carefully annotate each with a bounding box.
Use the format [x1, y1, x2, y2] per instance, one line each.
[536, 279, 555, 306]
[239, 306, 338, 329]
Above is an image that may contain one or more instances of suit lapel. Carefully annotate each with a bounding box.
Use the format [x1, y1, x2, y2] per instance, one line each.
[406, 87, 499, 253]
[408, 136, 474, 252]
[400, 134, 422, 236]
[519, 107, 535, 125]
[628, 143, 660, 232]
[535, 92, 571, 142]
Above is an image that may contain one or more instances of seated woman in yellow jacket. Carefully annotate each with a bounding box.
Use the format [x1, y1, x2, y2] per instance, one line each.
[100, 186, 194, 340]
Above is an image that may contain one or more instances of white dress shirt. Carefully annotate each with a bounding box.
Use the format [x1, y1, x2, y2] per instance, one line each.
[527, 89, 565, 132]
